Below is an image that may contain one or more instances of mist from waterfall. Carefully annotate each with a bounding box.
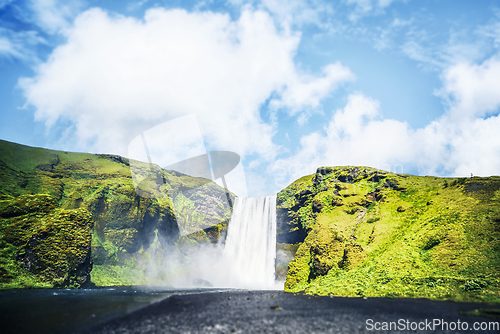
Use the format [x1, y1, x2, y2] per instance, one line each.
[141, 196, 280, 290]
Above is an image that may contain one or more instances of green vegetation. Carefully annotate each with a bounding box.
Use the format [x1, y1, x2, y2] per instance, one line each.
[0, 139, 233, 288]
[0, 194, 93, 288]
[279, 166, 500, 303]
[4, 137, 499, 304]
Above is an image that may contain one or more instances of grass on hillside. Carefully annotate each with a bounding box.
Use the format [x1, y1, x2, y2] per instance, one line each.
[0, 139, 233, 288]
[282, 167, 500, 303]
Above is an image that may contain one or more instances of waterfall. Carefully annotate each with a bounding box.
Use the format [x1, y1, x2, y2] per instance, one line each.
[223, 196, 277, 289]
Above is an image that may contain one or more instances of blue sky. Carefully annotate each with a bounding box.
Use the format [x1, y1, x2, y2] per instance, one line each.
[1, 0, 500, 197]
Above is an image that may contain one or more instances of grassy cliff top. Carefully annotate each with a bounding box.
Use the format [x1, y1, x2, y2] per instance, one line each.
[0, 139, 234, 288]
[279, 166, 500, 303]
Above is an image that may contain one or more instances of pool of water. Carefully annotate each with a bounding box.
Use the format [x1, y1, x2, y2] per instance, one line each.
[0, 286, 219, 333]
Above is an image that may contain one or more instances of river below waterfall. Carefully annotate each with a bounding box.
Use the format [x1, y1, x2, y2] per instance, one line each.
[0, 196, 281, 333]
[3, 195, 498, 333]
[2, 288, 500, 333]
[0, 286, 218, 333]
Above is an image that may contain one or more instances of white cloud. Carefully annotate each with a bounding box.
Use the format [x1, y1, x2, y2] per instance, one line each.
[400, 18, 500, 71]
[270, 84, 500, 191]
[440, 56, 500, 119]
[448, 115, 500, 176]
[0, 35, 21, 58]
[27, 0, 84, 34]
[346, 0, 373, 13]
[270, 62, 355, 118]
[401, 40, 444, 68]
[20, 7, 351, 163]
[345, 0, 398, 21]
[270, 94, 416, 187]
[19, 2, 500, 197]
[329, 93, 379, 136]
[227, 0, 334, 27]
[0, 0, 81, 61]
[478, 20, 500, 49]
[0, 28, 46, 61]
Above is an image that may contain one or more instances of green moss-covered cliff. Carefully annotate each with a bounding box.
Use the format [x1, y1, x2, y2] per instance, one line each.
[0, 194, 93, 288]
[0, 139, 233, 288]
[279, 166, 500, 303]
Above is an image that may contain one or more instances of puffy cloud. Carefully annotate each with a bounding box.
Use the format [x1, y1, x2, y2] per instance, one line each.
[270, 62, 355, 116]
[20, 7, 351, 160]
[19, 2, 500, 197]
[265, 24, 500, 191]
[270, 84, 500, 191]
[269, 94, 415, 188]
[440, 56, 500, 119]
[328, 93, 379, 136]
[448, 115, 500, 176]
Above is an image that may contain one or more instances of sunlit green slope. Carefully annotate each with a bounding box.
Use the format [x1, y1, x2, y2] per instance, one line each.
[0, 140, 232, 288]
[278, 166, 500, 303]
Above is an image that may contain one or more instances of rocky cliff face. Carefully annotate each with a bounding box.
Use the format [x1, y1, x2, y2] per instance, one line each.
[279, 166, 500, 303]
[0, 140, 233, 288]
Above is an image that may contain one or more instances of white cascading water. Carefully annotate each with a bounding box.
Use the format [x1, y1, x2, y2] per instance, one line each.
[223, 196, 277, 289]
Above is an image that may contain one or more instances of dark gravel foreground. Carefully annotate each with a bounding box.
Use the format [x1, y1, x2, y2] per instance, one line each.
[83, 290, 499, 334]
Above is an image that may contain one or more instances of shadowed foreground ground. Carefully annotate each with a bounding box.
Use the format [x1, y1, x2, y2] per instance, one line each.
[83, 290, 499, 333]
